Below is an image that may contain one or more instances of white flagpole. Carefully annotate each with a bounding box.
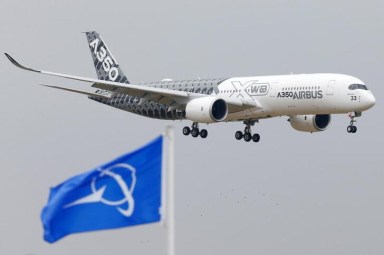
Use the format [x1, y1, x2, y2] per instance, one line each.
[164, 126, 175, 255]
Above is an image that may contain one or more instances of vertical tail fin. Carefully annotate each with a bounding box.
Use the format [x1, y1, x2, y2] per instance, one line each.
[84, 31, 130, 84]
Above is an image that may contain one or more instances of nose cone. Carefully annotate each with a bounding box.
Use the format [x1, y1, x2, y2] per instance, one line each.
[364, 93, 376, 110]
[368, 93, 376, 107]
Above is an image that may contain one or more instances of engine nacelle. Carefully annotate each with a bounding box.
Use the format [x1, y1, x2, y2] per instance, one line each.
[185, 97, 228, 123]
[289, 114, 331, 132]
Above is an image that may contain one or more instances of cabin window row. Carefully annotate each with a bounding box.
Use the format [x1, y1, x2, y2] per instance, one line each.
[282, 86, 320, 91]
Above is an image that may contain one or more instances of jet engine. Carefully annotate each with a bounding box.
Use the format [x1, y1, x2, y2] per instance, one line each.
[185, 97, 228, 123]
[289, 114, 331, 132]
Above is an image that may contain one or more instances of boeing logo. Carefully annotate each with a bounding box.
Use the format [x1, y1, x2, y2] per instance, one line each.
[64, 163, 136, 217]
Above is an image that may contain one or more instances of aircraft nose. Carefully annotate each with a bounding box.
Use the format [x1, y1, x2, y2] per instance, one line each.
[366, 93, 376, 109]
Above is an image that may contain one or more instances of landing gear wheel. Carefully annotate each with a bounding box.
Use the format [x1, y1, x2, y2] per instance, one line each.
[182, 126, 191, 136]
[184, 122, 206, 139]
[347, 112, 360, 134]
[200, 129, 208, 138]
[235, 131, 243, 140]
[236, 120, 260, 143]
[244, 132, 252, 142]
[347, 125, 357, 133]
[191, 128, 199, 138]
[252, 133, 260, 143]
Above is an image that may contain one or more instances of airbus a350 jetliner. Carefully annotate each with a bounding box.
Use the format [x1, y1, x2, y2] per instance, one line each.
[5, 31, 375, 142]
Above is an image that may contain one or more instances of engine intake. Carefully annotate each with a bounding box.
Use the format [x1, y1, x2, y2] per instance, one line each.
[186, 97, 228, 123]
[289, 114, 331, 132]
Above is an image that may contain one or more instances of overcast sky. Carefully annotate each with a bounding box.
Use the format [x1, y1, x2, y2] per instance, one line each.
[1, 0, 383, 254]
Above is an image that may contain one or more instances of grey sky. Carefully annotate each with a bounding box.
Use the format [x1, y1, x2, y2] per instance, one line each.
[1, 0, 383, 254]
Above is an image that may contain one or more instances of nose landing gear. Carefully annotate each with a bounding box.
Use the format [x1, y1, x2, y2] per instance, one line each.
[347, 112, 361, 133]
[347, 125, 357, 133]
[235, 120, 260, 143]
[183, 122, 208, 138]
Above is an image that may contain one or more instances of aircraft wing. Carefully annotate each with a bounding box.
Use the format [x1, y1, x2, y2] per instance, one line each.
[5, 53, 258, 112]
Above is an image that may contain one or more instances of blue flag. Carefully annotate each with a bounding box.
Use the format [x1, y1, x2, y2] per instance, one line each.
[41, 136, 163, 243]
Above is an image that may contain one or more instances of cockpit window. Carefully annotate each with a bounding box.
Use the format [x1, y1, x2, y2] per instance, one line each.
[348, 84, 368, 90]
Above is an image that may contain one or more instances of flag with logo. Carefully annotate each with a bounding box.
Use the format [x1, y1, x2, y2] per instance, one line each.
[41, 136, 163, 243]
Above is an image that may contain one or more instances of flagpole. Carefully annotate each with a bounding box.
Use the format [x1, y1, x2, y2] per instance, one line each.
[165, 126, 175, 255]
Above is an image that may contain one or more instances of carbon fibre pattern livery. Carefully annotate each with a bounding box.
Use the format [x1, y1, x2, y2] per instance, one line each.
[89, 78, 227, 120]
[85, 31, 130, 84]
[84, 31, 228, 120]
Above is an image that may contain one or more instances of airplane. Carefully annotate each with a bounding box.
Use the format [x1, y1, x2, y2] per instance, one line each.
[5, 31, 376, 143]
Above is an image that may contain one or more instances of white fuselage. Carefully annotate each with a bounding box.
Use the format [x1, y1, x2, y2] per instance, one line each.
[215, 73, 375, 121]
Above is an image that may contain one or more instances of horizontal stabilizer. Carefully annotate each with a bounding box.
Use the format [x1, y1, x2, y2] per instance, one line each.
[40, 84, 111, 99]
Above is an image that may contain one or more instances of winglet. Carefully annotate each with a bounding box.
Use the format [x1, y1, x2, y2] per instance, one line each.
[4, 53, 41, 73]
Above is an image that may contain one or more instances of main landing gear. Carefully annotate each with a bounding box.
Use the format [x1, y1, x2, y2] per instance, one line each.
[183, 122, 208, 138]
[235, 120, 260, 143]
[347, 112, 361, 134]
